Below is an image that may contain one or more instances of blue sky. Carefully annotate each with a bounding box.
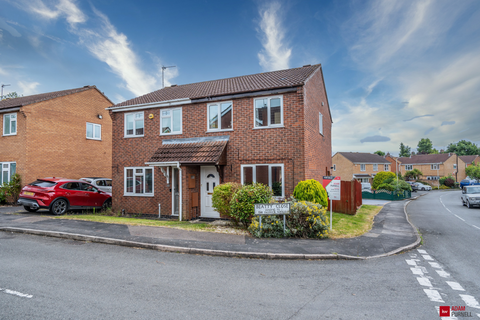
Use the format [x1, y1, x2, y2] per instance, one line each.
[1, 0, 480, 156]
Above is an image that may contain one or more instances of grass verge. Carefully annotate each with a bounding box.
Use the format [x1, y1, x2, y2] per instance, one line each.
[328, 205, 383, 239]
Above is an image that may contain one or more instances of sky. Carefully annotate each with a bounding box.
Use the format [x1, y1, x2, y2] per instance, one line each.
[1, 0, 480, 156]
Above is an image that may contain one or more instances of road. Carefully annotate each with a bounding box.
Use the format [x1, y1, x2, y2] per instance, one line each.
[1, 191, 479, 319]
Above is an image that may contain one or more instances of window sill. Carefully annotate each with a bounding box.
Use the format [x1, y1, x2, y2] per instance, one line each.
[123, 194, 154, 197]
[2, 133, 17, 137]
[160, 132, 182, 136]
[253, 126, 284, 130]
[87, 138, 102, 141]
[124, 135, 144, 139]
[206, 129, 234, 133]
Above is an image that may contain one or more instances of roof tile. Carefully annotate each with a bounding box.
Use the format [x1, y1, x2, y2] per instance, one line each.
[149, 141, 228, 164]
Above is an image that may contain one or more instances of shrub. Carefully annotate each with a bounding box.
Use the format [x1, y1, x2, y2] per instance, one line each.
[247, 200, 329, 239]
[444, 178, 455, 187]
[0, 174, 22, 204]
[0, 187, 6, 204]
[376, 183, 395, 191]
[230, 183, 273, 227]
[211, 182, 241, 221]
[293, 179, 328, 207]
[372, 172, 396, 190]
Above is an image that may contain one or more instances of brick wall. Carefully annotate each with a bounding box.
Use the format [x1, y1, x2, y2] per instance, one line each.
[3, 88, 112, 186]
[111, 86, 331, 218]
[332, 153, 354, 181]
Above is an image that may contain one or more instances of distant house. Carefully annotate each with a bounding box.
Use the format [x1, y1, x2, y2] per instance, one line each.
[332, 152, 391, 183]
[388, 153, 466, 184]
[108, 64, 332, 220]
[459, 155, 480, 168]
[0, 86, 112, 187]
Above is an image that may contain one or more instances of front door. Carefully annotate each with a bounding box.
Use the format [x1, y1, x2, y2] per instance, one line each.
[201, 166, 220, 218]
[172, 168, 180, 216]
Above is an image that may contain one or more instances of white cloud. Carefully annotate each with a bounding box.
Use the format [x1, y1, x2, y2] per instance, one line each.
[18, 81, 40, 95]
[24, 0, 86, 28]
[257, 2, 291, 71]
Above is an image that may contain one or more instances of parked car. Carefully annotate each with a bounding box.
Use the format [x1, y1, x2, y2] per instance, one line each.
[80, 177, 112, 193]
[415, 182, 432, 191]
[361, 182, 371, 190]
[17, 178, 112, 215]
[461, 185, 480, 208]
[460, 179, 480, 190]
[406, 181, 418, 192]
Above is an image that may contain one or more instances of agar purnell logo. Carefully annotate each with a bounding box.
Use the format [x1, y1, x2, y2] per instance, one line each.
[440, 306, 472, 317]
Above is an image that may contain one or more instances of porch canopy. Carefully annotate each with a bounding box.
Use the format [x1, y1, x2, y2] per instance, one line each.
[353, 174, 372, 179]
[146, 136, 228, 166]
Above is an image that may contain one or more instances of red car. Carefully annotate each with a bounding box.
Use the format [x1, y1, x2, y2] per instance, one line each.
[17, 177, 112, 215]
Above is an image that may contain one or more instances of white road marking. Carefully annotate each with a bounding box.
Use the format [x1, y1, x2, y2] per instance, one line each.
[454, 214, 465, 222]
[476, 313, 480, 318]
[436, 270, 451, 278]
[417, 249, 427, 254]
[439, 195, 480, 231]
[446, 281, 465, 291]
[460, 295, 480, 309]
[435, 306, 458, 320]
[411, 267, 424, 276]
[405, 259, 417, 266]
[473, 225, 480, 231]
[417, 277, 432, 287]
[0, 288, 33, 298]
[429, 262, 442, 269]
[422, 254, 434, 261]
[424, 289, 444, 302]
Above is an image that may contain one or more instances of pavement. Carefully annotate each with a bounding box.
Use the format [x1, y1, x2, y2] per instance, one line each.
[0, 196, 422, 260]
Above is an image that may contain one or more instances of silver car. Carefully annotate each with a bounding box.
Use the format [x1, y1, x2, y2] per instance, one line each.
[415, 182, 432, 191]
[461, 185, 480, 208]
[80, 177, 112, 193]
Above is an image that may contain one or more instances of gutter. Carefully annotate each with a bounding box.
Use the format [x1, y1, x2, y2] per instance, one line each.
[107, 98, 192, 112]
[0, 107, 20, 114]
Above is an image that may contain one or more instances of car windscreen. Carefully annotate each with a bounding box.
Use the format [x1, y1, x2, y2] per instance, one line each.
[29, 180, 56, 188]
[466, 187, 480, 194]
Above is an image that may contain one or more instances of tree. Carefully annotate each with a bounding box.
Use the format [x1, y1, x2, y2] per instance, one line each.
[404, 169, 423, 180]
[374, 150, 385, 157]
[445, 140, 479, 156]
[372, 172, 396, 190]
[399, 143, 411, 157]
[417, 138, 433, 154]
[1, 91, 21, 100]
[466, 163, 480, 180]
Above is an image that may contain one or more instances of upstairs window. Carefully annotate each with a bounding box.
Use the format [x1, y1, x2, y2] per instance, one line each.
[125, 112, 144, 137]
[373, 164, 378, 171]
[3, 113, 17, 136]
[254, 96, 283, 128]
[86, 122, 101, 140]
[160, 108, 182, 135]
[431, 164, 439, 170]
[405, 165, 413, 170]
[208, 102, 232, 131]
[360, 164, 366, 171]
[319, 112, 323, 135]
[384, 164, 389, 171]
[333, 164, 336, 171]
[453, 164, 457, 169]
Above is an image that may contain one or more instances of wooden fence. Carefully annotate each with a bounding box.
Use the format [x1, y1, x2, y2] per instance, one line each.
[327, 180, 362, 215]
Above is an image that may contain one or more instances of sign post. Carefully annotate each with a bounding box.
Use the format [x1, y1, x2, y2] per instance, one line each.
[254, 203, 291, 236]
[322, 176, 341, 230]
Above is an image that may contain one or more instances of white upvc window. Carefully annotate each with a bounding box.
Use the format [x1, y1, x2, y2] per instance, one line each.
[453, 164, 457, 169]
[319, 112, 323, 135]
[0, 162, 16, 185]
[333, 164, 336, 171]
[360, 164, 366, 171]
[160, 107, 182, 135]
[125, 112, 144, 137]
[431, 164, 439, 170]
[241, 164, 284, 197]
[405, 165, 413, 170]
[384, 164, 389, 171]
[373, 164, 378, 171]
[208, 101, 232, 131]
[254, 96, 283, 128]
[124, 167, 154, 196]
[86, 122, 101, 140]
[3, 113, 17, 136]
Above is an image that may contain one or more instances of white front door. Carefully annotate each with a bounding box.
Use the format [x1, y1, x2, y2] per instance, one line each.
[201, 166, 220, 218]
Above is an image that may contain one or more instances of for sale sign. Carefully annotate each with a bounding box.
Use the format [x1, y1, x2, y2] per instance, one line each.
[323, 176, 341, 200]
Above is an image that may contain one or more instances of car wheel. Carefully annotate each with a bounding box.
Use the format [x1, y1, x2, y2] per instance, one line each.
[102, 198, 112, 212]
[24, 206, 39, 213]
[50, 199, 68, 215]
[467, 200, 472, 209]
[462, 199, 466, 206]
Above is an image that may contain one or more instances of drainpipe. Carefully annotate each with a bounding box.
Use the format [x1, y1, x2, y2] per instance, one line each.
[175, 162, 182, 222]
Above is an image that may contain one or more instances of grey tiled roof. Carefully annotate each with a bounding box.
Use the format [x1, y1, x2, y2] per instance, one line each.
[149, 140, 228, 165]
[337, 152, 391, 164]
[114, 65, 321, 107]
[397, 153, 453, 164]
[0, 86, 104, 110]
[459, 155, 478, 164]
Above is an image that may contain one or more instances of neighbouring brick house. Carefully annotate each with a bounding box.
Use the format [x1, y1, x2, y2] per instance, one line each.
[459, 155, 480, 168]
[0, 86, 112, 187]
[108, 65, 332, 220]
[331, 152, 391, 183]
[387, 153, 466, 185]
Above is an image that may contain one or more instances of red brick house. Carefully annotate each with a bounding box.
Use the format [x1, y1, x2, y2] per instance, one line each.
[0, 86, 112, 187]
[108, 65, 332, 220]
[459, 155, 480, 168]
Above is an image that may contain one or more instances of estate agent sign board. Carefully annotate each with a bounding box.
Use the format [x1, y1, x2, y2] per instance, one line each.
[322, 176, 341, 230]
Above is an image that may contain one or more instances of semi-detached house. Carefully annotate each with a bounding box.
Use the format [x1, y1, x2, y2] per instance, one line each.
[332, 152, 391, 183]
[108, 65, 332, 220]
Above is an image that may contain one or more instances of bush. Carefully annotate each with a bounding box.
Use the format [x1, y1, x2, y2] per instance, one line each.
[444, 178, 455, 187]
[293, 179, 328, 207]
[0, 187, 6, 204]
[376, 183, 395, 191]
[0, 174, 22, 204]
[372, 172, 396, 190]
[211, 182, 241, 221]
[248, 200, 329, 239]
[230, 183, 273, 227]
